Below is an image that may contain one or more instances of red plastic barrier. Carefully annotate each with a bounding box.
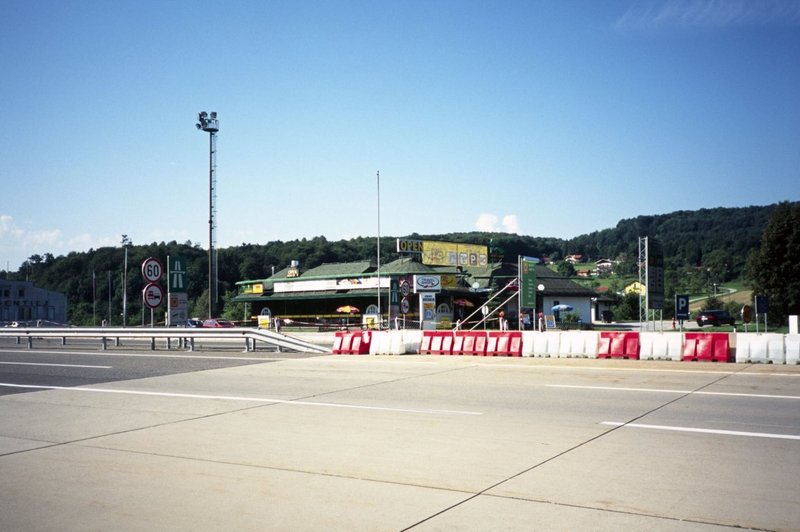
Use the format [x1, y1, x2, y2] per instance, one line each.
[486, 331, 523, 356]
[420, 331, 454, 355]
[333, 331, 371, 354]
[453, 331, 488, 356]
[332, 331, 351, 354]
[682, 332, 730, 362]
[597, 331, 640, 359]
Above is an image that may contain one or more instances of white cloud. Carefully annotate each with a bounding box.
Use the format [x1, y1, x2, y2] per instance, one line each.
[615, 0, 800, 31]
[475, 213, 499, 232]
[502, 215, 520, 233]
[475, 213, 521, 234]
[0, 215, 23, 239]
[0, 214, 66, 268]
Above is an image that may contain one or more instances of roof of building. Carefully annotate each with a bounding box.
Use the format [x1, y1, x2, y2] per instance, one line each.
[233, 258, 596, 303]
[300, 261, 374, 279]
[534, 265, 597, 296]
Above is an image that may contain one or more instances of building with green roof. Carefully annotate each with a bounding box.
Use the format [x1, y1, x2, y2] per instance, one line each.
[234, 255, 598, 330]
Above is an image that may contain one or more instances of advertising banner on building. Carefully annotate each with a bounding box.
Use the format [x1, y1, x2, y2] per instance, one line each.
[413, 275, 441, 293]
[397, 239, 488, 267]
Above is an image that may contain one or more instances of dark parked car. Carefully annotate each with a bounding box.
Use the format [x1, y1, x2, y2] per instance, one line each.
[186, 318, 204, 328]
[696, 310, 736, 327]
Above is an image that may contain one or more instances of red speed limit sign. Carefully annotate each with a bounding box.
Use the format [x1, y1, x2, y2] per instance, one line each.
[141, 257, 164, 283]
[143, 283, 164, 308]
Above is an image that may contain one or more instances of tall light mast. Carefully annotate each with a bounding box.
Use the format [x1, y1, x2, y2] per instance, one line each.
[196, 111, 219, 319]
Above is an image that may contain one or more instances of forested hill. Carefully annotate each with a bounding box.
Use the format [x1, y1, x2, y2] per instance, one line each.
[420, 204, 784, 276]
[3, 202, 792, 324]
[565, 203, 784, 273]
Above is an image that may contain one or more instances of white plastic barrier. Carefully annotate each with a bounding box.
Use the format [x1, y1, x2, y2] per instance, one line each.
[582, 331, 599, 358]
[402, 329, 423, 355]
[640, 332, 683, 361]
[556, 331, 599, 358]
[370, 331, 391, 355]
[369, 330, 423, 355]
[735, 333, 786, 363]
[522, 331, 558, 357]
[785, 334, 800, 364]
[521, 331, 535, 356]
[558, 331, 582, 357]
[546, 332, 562, 358]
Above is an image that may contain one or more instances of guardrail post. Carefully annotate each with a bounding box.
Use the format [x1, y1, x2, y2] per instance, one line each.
[189, 337, 195, 352]
[115, 337, 121, 347]
[150, 337, 156, 351]
[27, 336, 33, 350]
[61, 336, 66, 346]
[101, 337, 107, 351]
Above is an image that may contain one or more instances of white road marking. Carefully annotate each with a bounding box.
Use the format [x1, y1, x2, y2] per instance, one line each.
[0, 382, 482, 416]
[0, 361, 111, 369]
[480, 362, 800, 377]
[0, 349, 272, 361]
[602, 421, 800, 441]
[547, 384, 800, 400]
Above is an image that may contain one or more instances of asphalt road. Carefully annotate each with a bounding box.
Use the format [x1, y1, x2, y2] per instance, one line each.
[1, 345, 798, 531]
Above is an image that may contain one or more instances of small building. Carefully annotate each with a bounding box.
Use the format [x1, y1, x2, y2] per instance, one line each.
[0, 279, 67, 325]
[595, 259, 614, 274]
[624, 281, 646, 296]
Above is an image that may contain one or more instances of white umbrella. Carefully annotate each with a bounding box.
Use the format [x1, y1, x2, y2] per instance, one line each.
[552, 304, 573, 312]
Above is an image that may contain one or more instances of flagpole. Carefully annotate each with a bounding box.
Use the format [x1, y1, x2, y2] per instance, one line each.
[92, 271, 96, 326]
[376, 170, 381, 330]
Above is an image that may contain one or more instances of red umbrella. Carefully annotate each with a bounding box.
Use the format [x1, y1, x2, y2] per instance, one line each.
[336, 305, 360, 314]
[453, 299, 475, 307]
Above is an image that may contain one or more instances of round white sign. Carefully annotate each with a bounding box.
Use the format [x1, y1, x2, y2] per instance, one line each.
[142, 257, 164, 283]
[143, 282, 164, 308]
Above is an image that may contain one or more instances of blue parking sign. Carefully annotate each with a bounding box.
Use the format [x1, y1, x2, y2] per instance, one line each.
[675, 294, 690, 320]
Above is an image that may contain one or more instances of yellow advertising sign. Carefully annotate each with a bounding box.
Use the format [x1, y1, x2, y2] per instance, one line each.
[420, 241, 488, 267]
[441, 274, 457, 289]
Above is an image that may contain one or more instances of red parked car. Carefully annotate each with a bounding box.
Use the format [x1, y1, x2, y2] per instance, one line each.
[202, 318, 235, 328]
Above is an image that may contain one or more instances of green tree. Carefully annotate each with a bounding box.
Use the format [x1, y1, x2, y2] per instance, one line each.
[745, 202, 800, 325]
[556, 261, 576, 277]
[612, 292, 641, 321]
[221, 289, 248, 325]
[702, 296, 724, 312]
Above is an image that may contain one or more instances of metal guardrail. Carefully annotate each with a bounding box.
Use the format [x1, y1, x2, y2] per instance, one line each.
[0, 327, 332, 354]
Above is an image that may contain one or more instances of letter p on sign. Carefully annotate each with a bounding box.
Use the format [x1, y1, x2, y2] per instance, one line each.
[675, 295, 690, 320]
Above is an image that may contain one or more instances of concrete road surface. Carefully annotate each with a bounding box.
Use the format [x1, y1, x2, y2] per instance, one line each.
[1, 350, 798, 531]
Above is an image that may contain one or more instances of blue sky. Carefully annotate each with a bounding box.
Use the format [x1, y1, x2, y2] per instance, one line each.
[2, 0, 799, 270]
